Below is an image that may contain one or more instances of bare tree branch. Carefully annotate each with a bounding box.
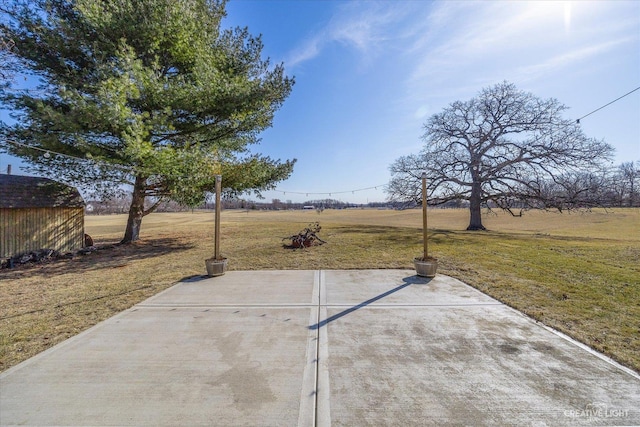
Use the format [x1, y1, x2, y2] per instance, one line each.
[388, 81, 615, 230]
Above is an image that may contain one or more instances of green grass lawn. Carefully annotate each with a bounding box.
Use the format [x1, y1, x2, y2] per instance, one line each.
[1, 208, 638, 372]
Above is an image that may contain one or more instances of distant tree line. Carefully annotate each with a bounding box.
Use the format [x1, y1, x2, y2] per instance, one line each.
[85, 196, 401, 214]
[86, 160, 638, 215]
[530, 161, 639, 210]
[86, 196, 196, 215]
[390, 161, 639, 213]
[474, 161, 640, 213]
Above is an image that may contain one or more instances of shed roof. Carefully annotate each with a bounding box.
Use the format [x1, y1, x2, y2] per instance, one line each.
[0, 174, 85, 209]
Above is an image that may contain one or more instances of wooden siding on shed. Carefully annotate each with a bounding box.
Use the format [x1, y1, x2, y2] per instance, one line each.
[0, 207, 84, 258]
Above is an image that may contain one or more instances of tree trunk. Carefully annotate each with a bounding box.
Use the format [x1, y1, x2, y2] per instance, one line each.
[467, 180, 486, 231]
[121, 175, 147, 244]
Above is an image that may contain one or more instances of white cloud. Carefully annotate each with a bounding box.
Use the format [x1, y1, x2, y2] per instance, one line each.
[286, 38, 322, 68]
[401, 0, 639, 103]
[285, 1, 412, 68]
[413, 105, 430, 120]
[514, 37, 635, 82]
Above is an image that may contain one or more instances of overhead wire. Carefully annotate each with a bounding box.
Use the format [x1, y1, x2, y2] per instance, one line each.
[575, 86, 640, 124]
[2, 136, 387, 197]
[2, 138, 133, 172]
[1, 85, 639, 194]
[269, 85, 639, 197]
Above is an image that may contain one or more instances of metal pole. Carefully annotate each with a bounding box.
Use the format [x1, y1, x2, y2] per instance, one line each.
[214, 175, 222, 259]
[422, 172, 428, 258]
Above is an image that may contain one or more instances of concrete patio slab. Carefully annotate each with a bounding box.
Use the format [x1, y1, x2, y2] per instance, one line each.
[319, 270, 639, 426]
[1, 270, 638, 426]
[1, 271, 319, 427]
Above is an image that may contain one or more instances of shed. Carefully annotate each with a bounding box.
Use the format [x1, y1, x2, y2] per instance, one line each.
[0, 174, 85, 259]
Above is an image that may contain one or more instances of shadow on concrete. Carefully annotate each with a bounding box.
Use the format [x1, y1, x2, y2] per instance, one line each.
[309, 275, 432, 330]
[180, 274, 210, 283]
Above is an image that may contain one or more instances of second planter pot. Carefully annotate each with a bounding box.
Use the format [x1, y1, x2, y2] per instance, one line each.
[414, 257, 438, 278]
[205, 257, 228, 277]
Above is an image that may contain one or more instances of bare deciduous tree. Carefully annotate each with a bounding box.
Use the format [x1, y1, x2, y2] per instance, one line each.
[388, 82, 614, 230]
[616, 161, 640, 207]
[533, 169, 612, 211]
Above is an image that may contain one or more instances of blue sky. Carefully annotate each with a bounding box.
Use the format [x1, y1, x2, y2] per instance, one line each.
[223, 0, 640, 203]
[2, 0, 639, 204]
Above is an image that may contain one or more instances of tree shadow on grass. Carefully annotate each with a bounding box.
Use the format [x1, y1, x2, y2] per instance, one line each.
[331, 225, 453, 243]
[0, 237, 196, 279]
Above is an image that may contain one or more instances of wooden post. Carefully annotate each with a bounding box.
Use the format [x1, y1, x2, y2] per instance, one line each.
[214, 175, 222, 260]
[422, 172, 428, 258]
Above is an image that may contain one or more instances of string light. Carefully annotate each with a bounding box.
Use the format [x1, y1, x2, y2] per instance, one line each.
[2, 85, 637, 190]
[3, 139, 133, 172]
[5, 140, 381, 194]
[266, 86, 639, 197]
[268, 184, 386, 197]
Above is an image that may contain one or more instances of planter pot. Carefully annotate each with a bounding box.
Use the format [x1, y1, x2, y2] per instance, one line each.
[414, 257, 438, 278]
[205, 257, 228, 277]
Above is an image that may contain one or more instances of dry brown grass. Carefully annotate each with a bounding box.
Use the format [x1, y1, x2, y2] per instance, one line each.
[1, 208, 638, 372]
